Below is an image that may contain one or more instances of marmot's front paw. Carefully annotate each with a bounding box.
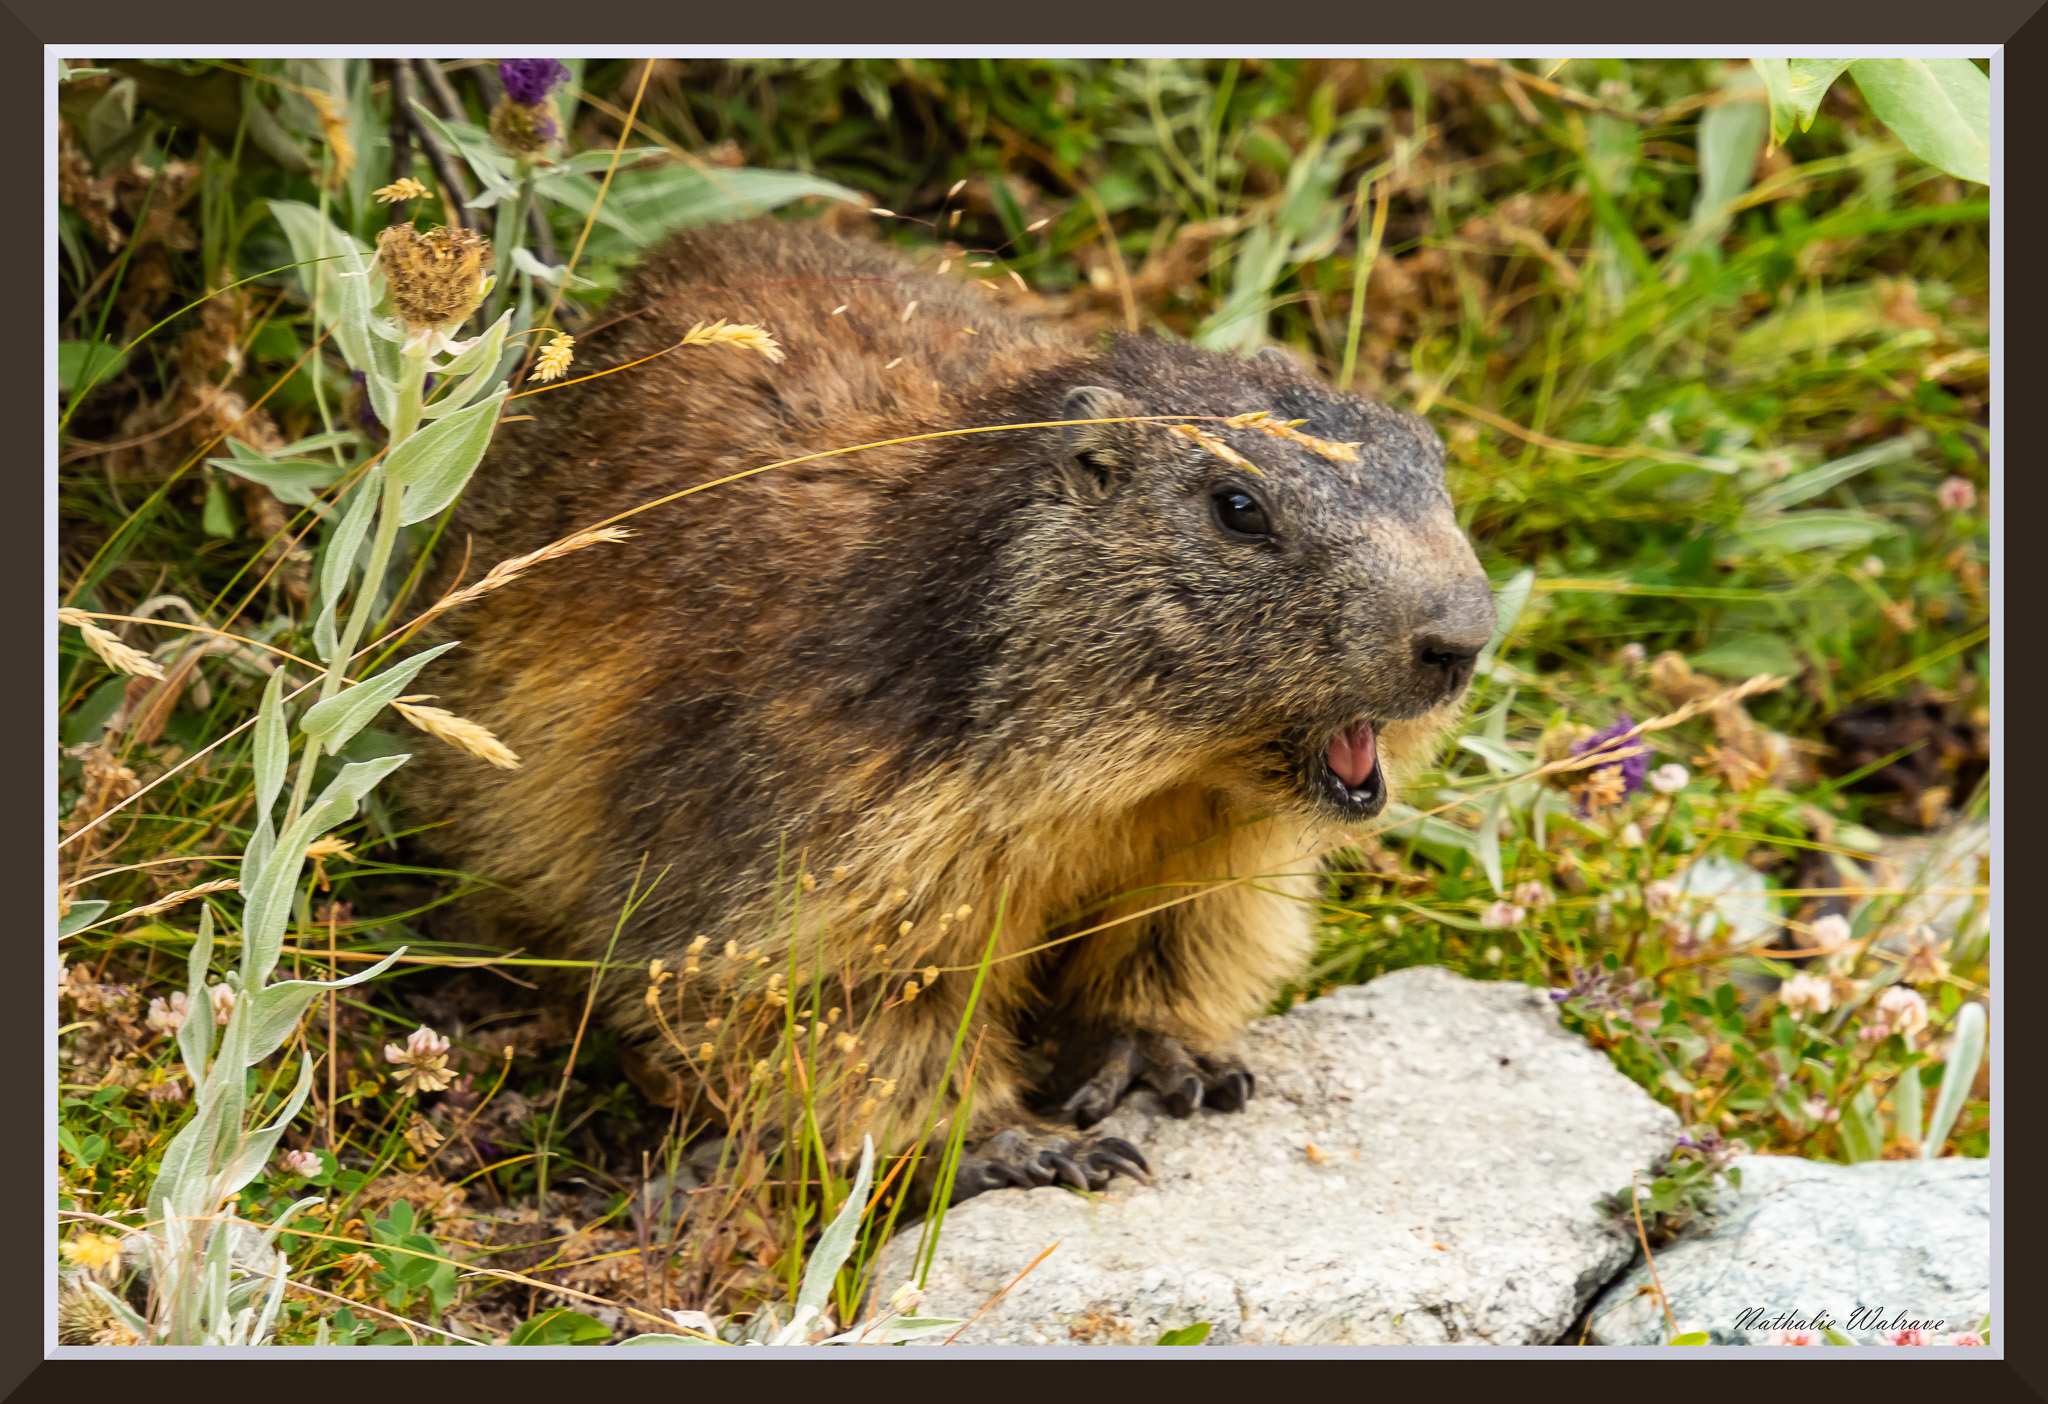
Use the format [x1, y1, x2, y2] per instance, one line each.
[951, 1125, 1152, 1201]
[1060, 1030, 1256, 1128]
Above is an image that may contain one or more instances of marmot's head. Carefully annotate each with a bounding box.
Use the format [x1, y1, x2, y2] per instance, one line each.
[1012, 338, 1495, 825]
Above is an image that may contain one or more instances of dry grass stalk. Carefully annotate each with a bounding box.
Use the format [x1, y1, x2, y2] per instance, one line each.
[58, 609, 165, 681]
[1167, 422, 1263, 476]
[117, 878, 240, 922]
[393, 696, 522, 769]
[1223, 410, 1362, 463]
[413, 526, 635, 628]
[679, 318, 786, 364]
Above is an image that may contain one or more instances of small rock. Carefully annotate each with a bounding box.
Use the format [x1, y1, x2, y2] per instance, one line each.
[1586, 1155, 1989, 1344]
[904, 966, 1679, 1345]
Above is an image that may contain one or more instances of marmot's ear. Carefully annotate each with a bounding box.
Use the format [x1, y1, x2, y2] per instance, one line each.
[1253, 343, 1318, 380]
[1054, 385, 1141, 503]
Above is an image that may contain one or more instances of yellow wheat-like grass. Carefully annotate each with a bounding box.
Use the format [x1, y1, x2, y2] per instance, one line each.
[393, 697, 522, 769]
[679, 318, 786, 364]
[530, 333, 576, 383]
[58, 608, 165, 680]
[414, 526, 635, 629]
[1167, 423, 1263, 476]
[1223, 410, 1363, 463]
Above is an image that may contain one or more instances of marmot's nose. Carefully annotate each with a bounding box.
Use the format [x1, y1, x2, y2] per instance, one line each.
[1411, 633, 1482, 692]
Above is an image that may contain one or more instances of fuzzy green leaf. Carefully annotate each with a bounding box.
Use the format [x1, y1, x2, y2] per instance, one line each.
[300, 643, 457, 756]
[395, 389, 508, 525]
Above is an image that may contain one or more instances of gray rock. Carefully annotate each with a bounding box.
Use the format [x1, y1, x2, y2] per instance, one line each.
[1586, 1155, 1989, 1345]
[903, 966, 1680, 1345]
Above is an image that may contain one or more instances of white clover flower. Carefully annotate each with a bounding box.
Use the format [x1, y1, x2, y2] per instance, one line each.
[1643, 879, 1681, 916]
[207, 983, 236, 1027]
[1809, 913, 1853, 948]
[1512, 880, 1553, 911]
[1648, 763, 1690, 795]
[1480, 901, 1527, 930]
[278, 1149, 322, 1178]
[1780, 973, 1834, 1016]
[1877, 985, 1929, 1038]
[146, 991, 190, 1035]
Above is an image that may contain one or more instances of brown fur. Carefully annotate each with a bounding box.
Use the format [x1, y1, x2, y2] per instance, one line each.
[409, 217, 1494, 1195]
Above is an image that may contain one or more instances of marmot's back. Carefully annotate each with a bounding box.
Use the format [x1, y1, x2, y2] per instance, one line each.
[453, 216, 1083, 563]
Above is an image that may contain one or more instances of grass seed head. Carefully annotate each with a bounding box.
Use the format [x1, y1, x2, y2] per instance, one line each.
[393, 698, 522, 770]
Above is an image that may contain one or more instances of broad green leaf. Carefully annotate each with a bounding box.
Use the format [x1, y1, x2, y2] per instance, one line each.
[1750, 437, 1914, 512]
[1482, 568, 1535, 659]
[1850, 58, 1990, 186]
[1840, 1084, 1884, 1162]
[1731, 285, 1888, 369]
[223, 1057, 316, 1201]
[314, 466, 383, 663]
[1157, 1322, 1213, 1345]
[1894, 1060, 1925, 1148]
[238, 949, 406, 1067]
[241, 754, 411, 977]
[300, 643, 457, 755]
[1687, 632, 1801, 682]
[1732, 510, 1896, 556]
[58, 901, 110, 938]
[1689, 77, 1767, 244]
[1922, 1001, 1987, 1157]
[615, 1333, 720, 1347]
[252, 668, 291, 822]
[177, 908, 216, 1082]
[57, 340, 129, 395]
[206, 452, 346, 508]
[543, 163, 864, 252]
[419, 312, 512, 419]
[409, 103, 518, 205]
[509, 1309, 614, 1346]
[388, 387, 506, 524]
[1751, 59, 1796, 147]
[1785, 59, 1855, 132]
[1474, 785, 1507, 898]
[1668, 1331, 1711, 1346]
[1457, 735, 1530, 776]
[267, 200, 373, 351]
[796, 1136, 874, 1317]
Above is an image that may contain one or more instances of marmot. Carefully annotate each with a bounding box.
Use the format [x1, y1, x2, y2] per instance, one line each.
[412, 216, 1494, 1201]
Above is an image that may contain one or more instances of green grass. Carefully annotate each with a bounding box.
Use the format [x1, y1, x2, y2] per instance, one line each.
[57, 56, 1988, 1345]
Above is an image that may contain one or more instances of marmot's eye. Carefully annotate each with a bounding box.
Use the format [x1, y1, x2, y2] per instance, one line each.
[1212, 488, 1271, 541]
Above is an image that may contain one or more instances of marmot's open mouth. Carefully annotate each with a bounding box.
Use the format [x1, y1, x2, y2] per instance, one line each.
[1318, 718, 1386, 817]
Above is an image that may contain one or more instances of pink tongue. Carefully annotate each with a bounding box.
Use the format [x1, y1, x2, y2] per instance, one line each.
[1326, 721, 1378, 789]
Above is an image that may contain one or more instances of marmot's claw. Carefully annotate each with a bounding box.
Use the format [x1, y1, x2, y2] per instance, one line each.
[1089, 1136, 1153, 1187]
[1194, 1052, 1255, 1114]
[960, 1126, 1156, 1199]
[1062, 1033, 1142, 1130]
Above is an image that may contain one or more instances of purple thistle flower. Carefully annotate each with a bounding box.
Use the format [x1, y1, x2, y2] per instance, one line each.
[1571, 715, 1650, 796]
[500, 59, 570, 106]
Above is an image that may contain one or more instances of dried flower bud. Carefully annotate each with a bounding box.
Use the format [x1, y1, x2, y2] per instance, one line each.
[376, 224, 493, 336]
[489, 94, 562, 157]
[1643, 879, 1680, 916]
